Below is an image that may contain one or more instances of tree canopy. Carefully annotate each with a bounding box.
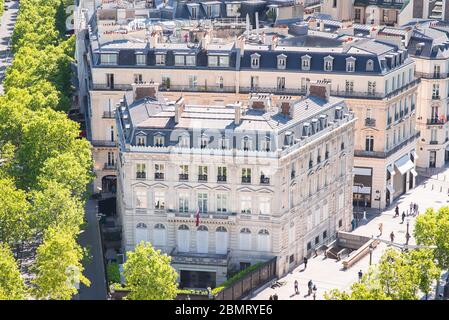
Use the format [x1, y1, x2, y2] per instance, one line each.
[123, 242, 179, 300]
[0, 243, 28, 300]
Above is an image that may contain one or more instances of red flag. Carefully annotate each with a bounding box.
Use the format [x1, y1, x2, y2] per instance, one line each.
[195, 208, 200, 227]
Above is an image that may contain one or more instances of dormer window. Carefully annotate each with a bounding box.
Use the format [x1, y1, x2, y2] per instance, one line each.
[155, 54, 166, 66]
[101, 53, 118, 65]
[277, 54, 287, 70]
[154, 134, 165, 147]
[301, 55, 311, 71]
[346, 57, 356, 72]
[136, 53, 146, 66]
[251, 53, 260, 69]
[136, 135, 146, 147]
[242, 137, 252, 151]
[178, 134, 190, 148]
[261, 137, 271, 152]
[220, 136, 229, 149]
[324, 56, 334, 71]
[302, 123, 311, 137]
[285, 131, 294, 145]
[208, 55, 229, 67]
[175, 53, 196, 66]
[366, 59, 374, 71]
[200, 135, 209, 149]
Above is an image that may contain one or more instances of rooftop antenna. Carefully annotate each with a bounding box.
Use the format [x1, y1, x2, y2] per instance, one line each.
[255, 12, 260, 39]
[246, 14, 250, 37]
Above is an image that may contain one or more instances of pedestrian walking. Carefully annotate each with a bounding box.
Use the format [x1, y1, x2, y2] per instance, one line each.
[402, 212, 406, 223]
[358, 270, 363, 282]
[273, 293, 278, 300]
[294, 280, 299, 295]
[303, 256, 308, 270]
[378, 223, 383, 236]
[390, 231, 395, 243]
[312, 285, 317, 300]
[308, 280, 313, 296]
[395, 205, 399, 217]
[269, 295, 273, 300]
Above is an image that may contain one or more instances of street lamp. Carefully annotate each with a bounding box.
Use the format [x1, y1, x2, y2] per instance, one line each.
[405, 218, 411, 246]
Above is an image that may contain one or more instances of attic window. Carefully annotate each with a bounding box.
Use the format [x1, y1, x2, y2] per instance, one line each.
[136, 135, 146, 146]
[324, 56, 334, 71]
[251, 53, 260, 69]
[136, 53, 146, 66]
[346, 57, 356, 72]
[101, 53, 117, 65]
[155, 54, 166, 66]
[277, 54, 287, 70]
[301, 55, 311, 71]
[285, 131, 294, 145]
[366, 59, 374, 71]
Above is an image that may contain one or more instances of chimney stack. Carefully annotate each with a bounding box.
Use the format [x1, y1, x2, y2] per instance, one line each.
[307, 80, 330, 101]
[175, 97, 185, 124]
[132, 82, 159, 102]
[234, 102, 242, 125]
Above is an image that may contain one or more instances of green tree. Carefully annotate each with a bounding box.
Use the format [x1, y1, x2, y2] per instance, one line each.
[29, 181, 84, 235]
[123, 242, 178, 300]
[32, 226, 90, 300]
[414, 206, 449, 269]
[0, 178, 31, 244]
[0, 243, 28, 300]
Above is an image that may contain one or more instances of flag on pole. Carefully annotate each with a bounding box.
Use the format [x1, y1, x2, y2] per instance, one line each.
[195, 207, 200, 227]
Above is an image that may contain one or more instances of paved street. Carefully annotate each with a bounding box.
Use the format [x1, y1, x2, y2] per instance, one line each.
[76, 197, 108, 300]
[0, 0, 18, 94]
[252, 166, 449, 300]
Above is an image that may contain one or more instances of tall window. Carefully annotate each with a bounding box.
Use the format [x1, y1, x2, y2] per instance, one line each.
[433, 84, 440, 99]
[301, 56, 311, 71]
[217, 166, 227, 181]
[154, 191, 165, 209]
[136, 135, 146, 146]
[154, 135, 164, 147]
[277, 55, 286, 69]
[345, 80, 354, 93]
[365, 136, 374, 151]
[178, 134, 189, 148]
[136, 163, 146, 179]
[179, 165, 189, 180]
[251, 54, 260, 69]
[434, 65, 441, 78]
[242, 168, 252, 183]
[277, 77, 286, 90]
[135, 190, 147, 208]
[198, 193, 208, 213]
[216, 194, 228, 213]
[107, 152, 115, 166]
[250, 76, 259, 89]
[240, 195, 252, 213]
[155, 164, 164, 180]
[134, 74, 143, 83]
[179, 193, 189, 212]
[110, 126, 115, 142]
[198, 166, 208, 181]
[259, 197, 270, 215]
[242, 137, 252, 151]
[346, 59, 355, 72]
[368, 81, 376, 95]
[324, 57, 333, 71]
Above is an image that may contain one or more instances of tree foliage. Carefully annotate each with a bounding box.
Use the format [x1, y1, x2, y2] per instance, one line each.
[123, 242, 179, 300]
[324, 248, 440, 300]
[414, 206, 449, 269]
[32, 226, 90, 300]
[0, 243, 28, 300]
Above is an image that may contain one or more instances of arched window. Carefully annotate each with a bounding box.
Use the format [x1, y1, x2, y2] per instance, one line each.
[135, 223, 148, 245]
[216, 226, 228, 254]
[239, 228, 252, 251]
[153, 224, 166, 246]
[257, 229, 270, 252]
[366, 59, 374, 71]
[197, 225, 209, 253]
[177, 224, 190, 252]
[242, 136, 252, 151]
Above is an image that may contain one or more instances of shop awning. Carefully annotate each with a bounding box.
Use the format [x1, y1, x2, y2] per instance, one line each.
[386, 184, 395, 194]
[353, 167, 372, 176]
[352, 186, 371, 195]
[395, 154, 415, 175]
[410, 168, 418, 177]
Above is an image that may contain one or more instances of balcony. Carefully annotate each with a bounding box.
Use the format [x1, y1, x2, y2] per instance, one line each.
[430, 140, 439, 145]
[103, 163, 117, 170]
[260, 176, 270, 185]
[154, 172, 164, 180]
[415, 71, 449, 79]
[427, 117, 447, 125]
[179, 173, 189, 181]
[91, 140, 116, 147]
[240, 86, 305, 95]
[241, 176, 251, 184]
[92, 83, 133, 91]
[355, 132, 420, 159]
[198, 174, 208, 182]
[159, 85, 236, 93]
[365, 118, 376, 127]
[103, 111, 115, 119]
[136, 172, 146, 179]
[217, 175, 227, 182]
